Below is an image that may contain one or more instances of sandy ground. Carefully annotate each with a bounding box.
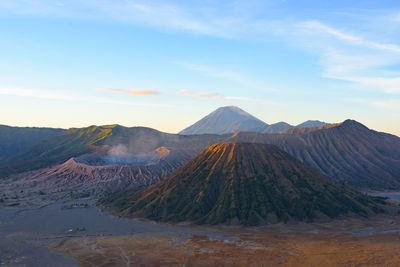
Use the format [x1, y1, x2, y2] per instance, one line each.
[1, 191, 400, 266]
[53, 229, 400, 267]
[0, 197, 232, 266]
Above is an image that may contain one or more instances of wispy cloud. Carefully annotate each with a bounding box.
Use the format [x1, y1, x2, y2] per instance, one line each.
[2, 1, 399, 98]
[98, 88, 159, 95]
[342, 76, 400, 94]
[372, 99, 400, 111]
[344, 97, 400, 111]
[178, 89, 280, 105]
[297, 20, 400, 95]
[0, 87, 173, 107]
[174, 61, 280, 93]
[0, 0, 277, 39]
[299, 21, 400, 54]
[179, 89, 222, 99]
[175, 62, 244, 81]
[394, 13, 400, 22]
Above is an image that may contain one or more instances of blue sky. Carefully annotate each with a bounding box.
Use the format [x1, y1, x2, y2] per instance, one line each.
[0, 0, 399, 136]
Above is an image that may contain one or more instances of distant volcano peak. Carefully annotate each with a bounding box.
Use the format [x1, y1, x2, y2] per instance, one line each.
[179, 106, 331, 135]
[179, 106, 267, 135]
[213, 106, 255, 117]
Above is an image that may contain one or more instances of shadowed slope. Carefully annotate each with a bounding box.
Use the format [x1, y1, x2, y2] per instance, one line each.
[231, 120, 400, 189]
[106, 143, 382, 225]
[278, 122, 341, 134]
[251, 122, 293, 133]
[0, 125, 65, 159]
[296, 120, 328, 128]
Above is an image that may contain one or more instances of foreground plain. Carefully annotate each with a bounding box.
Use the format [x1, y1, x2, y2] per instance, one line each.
[1, 194, 400, 266]
[54, 226, 400, 267]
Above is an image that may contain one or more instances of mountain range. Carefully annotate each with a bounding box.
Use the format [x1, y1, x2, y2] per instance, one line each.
[0, 125, 225, 179]
[0, 106, 400, 192]
[104, 143, 383, 225]
[179, 106, 328, 135]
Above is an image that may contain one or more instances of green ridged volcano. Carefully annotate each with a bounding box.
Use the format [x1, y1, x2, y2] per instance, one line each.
[109, 142, 383, 225]
[0, 125, 116, 177]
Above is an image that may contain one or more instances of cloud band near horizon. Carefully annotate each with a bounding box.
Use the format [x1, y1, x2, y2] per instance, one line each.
[98, 88, 159, 95]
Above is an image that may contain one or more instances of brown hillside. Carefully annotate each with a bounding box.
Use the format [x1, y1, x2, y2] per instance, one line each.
[105, 143, 383, 225]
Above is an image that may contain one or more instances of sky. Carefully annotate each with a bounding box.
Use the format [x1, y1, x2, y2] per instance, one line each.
[0, 0, 399, 136]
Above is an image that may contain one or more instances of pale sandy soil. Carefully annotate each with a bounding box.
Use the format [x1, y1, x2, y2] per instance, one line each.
[1, 191, 400, 266]
[53, 229, 400, 267]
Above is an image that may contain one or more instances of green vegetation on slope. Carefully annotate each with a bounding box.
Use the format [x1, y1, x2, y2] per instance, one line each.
[0, 124, 225, 178]
[0, 125, 116, 177]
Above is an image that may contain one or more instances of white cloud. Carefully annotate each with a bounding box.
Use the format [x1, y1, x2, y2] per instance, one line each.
[0, 0, 279, 39]
[2, 1, 400, 97]
[394, 13, 400, 22]
[343, 98, 400, 112]
[0, 87, 174, 107]
[372, 99, 400, 111]
[174, 61, 280, 93]
[343, 97, 400, 112]
[297, 20, 400, 95]
[97, 88, 159, 95]
[299, 20, 400, 54]
[321, 51, 396, 77]
[179, 89, 223, 99]
[178, 89, 280, 105]
[320, 51, 400, 94]
[340, 76, 400, 94]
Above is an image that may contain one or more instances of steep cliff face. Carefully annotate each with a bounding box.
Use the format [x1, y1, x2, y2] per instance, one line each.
[107, 143, 382, 225]
[230, 120, 400, 189]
